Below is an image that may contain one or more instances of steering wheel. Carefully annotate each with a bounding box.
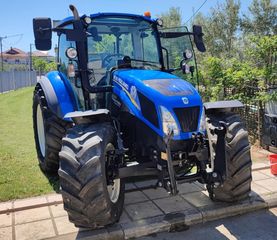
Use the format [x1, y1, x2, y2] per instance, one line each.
[102, 54, 125, 68]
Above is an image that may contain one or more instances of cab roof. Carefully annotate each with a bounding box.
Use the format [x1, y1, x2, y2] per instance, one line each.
[56, 12, 156, 27]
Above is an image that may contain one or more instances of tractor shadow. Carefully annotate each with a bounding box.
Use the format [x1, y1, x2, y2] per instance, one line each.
[42, 171, 60, 193]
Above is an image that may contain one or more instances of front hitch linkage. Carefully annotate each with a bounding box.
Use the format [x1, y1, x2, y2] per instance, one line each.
[164, 130, 178, 195]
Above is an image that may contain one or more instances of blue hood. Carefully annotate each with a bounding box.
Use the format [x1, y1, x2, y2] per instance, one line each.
[113, 69, 202, 108]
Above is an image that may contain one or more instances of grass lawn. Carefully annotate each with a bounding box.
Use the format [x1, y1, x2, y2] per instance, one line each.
[0, 87, 57, 202]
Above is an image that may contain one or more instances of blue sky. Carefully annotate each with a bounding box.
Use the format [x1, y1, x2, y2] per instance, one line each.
[0, 0, 253, 54]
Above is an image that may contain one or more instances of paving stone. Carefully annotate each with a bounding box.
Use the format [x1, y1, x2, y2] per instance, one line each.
[252, 162, 269, 170]
[177, 183, 202, 194]
[154, 195, 196, 214]
[255, 178, 277, 192]
[0, 226, 12, 240]
[194, 182, 206, 190]
[15, 219, 55, 240]
[15, 206, 51, 224]
[259, 169, 275, 177]
[13, 196, 47, 209]
[134, 179, 157, 188]
[125, 191, 149, 205]
[46, 194, 62, 203]
[0, 213, 12, 227]
[125, 183, 138, 191]
[252, 171, 271, 181]
[125, 201, 163, 220]
[182, 191, 214, 208]
[143, 187, 169, 200]
[119, 210, 131, 224]
[269, 207, 277, 216]
[0, 201, 12, 212]
[54, 216, 79, 235]
[50, 204, 68, 218]
[251, 182, 271, 195]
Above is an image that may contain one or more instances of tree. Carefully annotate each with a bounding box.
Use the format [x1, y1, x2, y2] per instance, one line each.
[33, 57, 47, 73]
[193, 0, 240, 57]
[241, 0, 277, 36]
[157, 7, 182, 28]
[45, 61, 57, 72]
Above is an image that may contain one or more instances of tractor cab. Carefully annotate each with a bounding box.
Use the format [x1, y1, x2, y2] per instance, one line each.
[33, 8, 205, 113]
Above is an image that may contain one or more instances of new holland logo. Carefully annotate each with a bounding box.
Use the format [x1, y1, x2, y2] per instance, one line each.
[182, 97, 189, 104]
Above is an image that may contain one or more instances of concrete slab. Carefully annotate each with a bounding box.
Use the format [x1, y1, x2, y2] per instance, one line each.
[125, 183, 138, 191]
[251, 183, 271, 195]
[15, 206, 51, 224]
[13, 196, 47, 209]
[134, 180, 157, 188]
[0, 201, 12, 213]
[0, 226, 12, 240]
[118, 210, 131, 224]
[54, 216, 79, 235]
[269, 207, 277, 216]
[259, 168, 275, 177]
[252, 171, 271, 181]
[46, 194, 62, 204]
[0, 213, 12, 227]
[177, 183, 203, 194]
[125, 201, 163, 220]
[182, 192, 214, 208]
[15, 219, 56, 240]
[125, 191, 149, 205]
[255, 178, 277, 192]
[154, 195, 195, 214]
[50, 204, 68, 218]
[143, 187, 169, 200]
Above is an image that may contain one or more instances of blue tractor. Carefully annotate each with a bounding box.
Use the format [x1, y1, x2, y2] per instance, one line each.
[32, 5, 252, 228]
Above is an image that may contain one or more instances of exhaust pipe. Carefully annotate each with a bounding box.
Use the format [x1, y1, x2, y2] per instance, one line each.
[69, 5, 80, 20]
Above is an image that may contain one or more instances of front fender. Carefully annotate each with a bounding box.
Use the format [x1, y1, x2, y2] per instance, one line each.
[38, 71, 76, 119]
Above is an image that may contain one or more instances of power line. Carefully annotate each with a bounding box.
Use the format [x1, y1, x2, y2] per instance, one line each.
[185, 0, 209, 25]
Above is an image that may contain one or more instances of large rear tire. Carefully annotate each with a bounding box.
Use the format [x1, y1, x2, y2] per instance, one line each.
[206, 112, 252, 202]
[59, 123, 124, 228]
[33, 84, 71, 173]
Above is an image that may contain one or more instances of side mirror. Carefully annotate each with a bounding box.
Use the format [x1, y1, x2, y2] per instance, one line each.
[193, 25, 206, 52]
[33, 18, 52, 51]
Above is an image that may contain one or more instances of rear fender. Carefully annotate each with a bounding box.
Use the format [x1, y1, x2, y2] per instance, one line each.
[37, 71, 77, 120]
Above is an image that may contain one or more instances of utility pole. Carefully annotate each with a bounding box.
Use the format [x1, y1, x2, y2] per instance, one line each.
[29, 43, 35, 71]
[0, 34, 23, 71]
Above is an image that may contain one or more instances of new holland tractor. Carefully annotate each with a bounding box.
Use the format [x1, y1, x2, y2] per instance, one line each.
[32, 5, 252, 228]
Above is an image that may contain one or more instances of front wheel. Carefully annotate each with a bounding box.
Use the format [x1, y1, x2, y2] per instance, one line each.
[206, 112, 252, 202]
[33, 84, 71, 173]
[59, 123, 124, 228]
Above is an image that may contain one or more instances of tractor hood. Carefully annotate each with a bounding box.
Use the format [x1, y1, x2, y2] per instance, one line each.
[113, 69, 202, 108]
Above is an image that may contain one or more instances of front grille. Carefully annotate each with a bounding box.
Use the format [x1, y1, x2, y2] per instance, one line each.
[173, 107, 200, 132]
[138, 92, 159, 128]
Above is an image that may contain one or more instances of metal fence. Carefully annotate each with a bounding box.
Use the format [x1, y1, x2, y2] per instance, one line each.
[0, 71, 37, 93]
[225, 84, 277, 146]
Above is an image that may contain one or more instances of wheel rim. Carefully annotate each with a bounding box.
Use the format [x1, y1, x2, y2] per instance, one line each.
[37, 104, 46, 157]
[106, 143, 121, 203]
[107, 179, 121, 203]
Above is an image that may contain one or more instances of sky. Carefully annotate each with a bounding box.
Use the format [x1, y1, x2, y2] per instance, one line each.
[0, 0, 254, 54]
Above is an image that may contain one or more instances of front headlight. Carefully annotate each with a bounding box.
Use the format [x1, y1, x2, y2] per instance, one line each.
[160, 106, 179, 135]
[199, 107, 206, 131]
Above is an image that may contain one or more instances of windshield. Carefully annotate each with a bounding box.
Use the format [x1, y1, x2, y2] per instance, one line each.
[160, 26, 197, 84]
[87, 17, 161, 82]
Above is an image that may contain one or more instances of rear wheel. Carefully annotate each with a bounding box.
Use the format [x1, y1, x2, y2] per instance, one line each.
[206, 112, 252, 202]
[59, 123, 124, 228]
[33, 84, 71, 173]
